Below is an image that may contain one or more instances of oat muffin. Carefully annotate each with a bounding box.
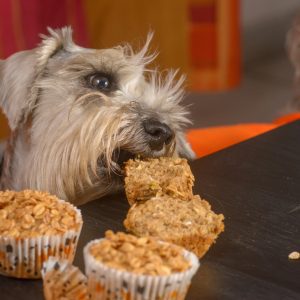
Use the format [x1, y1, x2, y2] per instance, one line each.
[124, 195, 224, 258]
[0, 190, 83, 278]
[124, 157, 194, 205]
[84, 230, 199, 300]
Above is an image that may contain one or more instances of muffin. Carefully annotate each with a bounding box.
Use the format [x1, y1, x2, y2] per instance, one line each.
[84, 230, 199, 300]
[42, 256, 89, 300]
[124, 157, 194, 205]
[0, 190, 83, 278]
[124, 195, 224, 258]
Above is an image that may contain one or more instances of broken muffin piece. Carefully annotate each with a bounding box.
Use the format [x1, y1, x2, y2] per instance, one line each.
[124, 194, 224, 258]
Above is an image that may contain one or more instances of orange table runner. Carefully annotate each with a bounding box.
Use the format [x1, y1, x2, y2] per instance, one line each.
[187, 113, 300, 158]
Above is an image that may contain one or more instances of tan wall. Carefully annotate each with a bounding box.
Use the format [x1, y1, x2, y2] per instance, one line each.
[84, 0, 188, 73]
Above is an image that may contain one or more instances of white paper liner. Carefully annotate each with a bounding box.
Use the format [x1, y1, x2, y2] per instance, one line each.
[83, 239, 200, 300]
[42, 256, 89, 300]
[0, 201, 82, 279]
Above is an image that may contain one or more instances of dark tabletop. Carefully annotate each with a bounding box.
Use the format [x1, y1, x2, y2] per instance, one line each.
[1, 120, 300, 300]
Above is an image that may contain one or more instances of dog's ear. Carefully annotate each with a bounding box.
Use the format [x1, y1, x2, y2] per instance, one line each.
[0, 50, 38, 130]
[0, 27, 77, 131]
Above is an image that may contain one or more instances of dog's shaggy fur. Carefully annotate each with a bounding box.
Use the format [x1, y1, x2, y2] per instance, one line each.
[0, 27, 194, 205]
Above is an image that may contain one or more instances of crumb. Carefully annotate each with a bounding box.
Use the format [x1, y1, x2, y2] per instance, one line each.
[288, 251, 300, 260]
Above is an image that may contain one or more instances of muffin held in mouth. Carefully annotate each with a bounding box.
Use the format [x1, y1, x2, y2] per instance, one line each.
[124, 157, 195, 205]
[84, 230, 199, 300]
[0, 190, 83, 278]
[124, 195, 224, 258]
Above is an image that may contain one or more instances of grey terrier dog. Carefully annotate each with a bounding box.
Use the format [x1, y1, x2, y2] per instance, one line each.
[0, 27, 194, 205]
[287, 15, 300, 108]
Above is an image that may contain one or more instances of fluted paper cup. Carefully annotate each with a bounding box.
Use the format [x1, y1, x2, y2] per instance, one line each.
[0, 201, 82, 279]
[42, 256, 89, 300]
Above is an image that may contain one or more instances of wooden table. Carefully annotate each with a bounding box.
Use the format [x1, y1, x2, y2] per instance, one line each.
[1, 121, 300, 299]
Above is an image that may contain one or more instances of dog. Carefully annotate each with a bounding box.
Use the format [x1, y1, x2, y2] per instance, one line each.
[287, 14, 300, 108]
[0, 27, 194, 205]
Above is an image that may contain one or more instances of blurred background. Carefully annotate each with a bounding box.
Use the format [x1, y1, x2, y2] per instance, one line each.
[0, 0, 299, 140]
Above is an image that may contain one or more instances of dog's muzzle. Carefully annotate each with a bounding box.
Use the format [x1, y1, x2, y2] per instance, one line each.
[110, 118, 175, 171]
[143, 118, 174, 151]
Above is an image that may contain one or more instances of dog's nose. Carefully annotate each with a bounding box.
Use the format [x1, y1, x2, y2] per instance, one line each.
[143, 119, 174, 151]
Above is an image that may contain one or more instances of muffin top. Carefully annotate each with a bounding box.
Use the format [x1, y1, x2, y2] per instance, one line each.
[89, 230, 191, 276]
[124, 195, 224, 240]
[0, 190, 82, 238]
[125, 157, 194, 178]
[124, 157, 195, 204]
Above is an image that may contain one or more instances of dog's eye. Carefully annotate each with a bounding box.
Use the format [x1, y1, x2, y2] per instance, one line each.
[88, 74, 112, 91]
